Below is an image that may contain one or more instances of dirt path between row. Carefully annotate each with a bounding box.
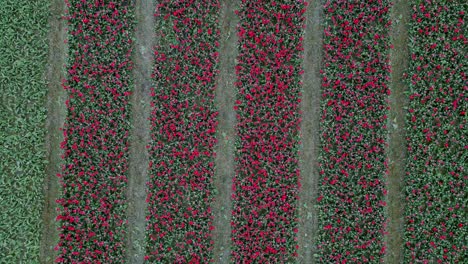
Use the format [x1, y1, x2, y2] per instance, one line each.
[296, 1, 323, 263]
[39, 0, 68, 262]
[211, 0, 239, 262]
[125, 0, 155, 263]
[386, 0, 410, 263]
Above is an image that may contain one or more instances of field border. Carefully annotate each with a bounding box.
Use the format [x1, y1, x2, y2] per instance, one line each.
[211, 0, 239, 262]
[386, 0, 410, 262]
[297, 0, 323, 263]
[125, 0, 155, 263]
[39, 0, 68, 262]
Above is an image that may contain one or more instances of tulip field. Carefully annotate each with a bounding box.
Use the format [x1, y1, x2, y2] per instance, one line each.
[403, 1, 466, 262]
[0, 0, 465, 263]
[146, 0, 220, 262]
[54, 0, 135, 262]
[316, 0, 391, 262]
[230, 1, 305, 262]
[0, 0, 50, 262]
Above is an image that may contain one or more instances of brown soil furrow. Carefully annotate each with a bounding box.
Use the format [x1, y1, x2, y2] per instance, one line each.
[297, 1, 323, 263]
[298, 1, 323, 263]
[125, 0, 155, 263]
[386, 0, 410, 263]
[39, 0, 68, 262]
[211, 0, 239, 263]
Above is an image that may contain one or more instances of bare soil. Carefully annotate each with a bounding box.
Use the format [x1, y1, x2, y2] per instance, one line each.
[124, 0, 155, 263]
[39, 0, 68, 262]
[211, 1, 239, 263]
[296, 1, 323, 263]
[386, 0, 410, 263]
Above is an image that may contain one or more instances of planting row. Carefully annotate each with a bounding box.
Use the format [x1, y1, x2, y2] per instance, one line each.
[51, 0, 466, 263]
[403, 1, 466, 262]
[315, 0, 392, 262]
[56, 1, 134, 262]
[0, 0, 50, 262]
[145, 0, 220, 262]
[231, 1, 306, 262]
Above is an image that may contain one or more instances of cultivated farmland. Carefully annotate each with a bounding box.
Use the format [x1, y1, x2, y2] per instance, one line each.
[0, 0, 465, 263]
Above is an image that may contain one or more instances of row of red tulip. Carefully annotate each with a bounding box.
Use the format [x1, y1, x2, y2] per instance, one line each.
[56, 1, 134, 263]
[231, 1, 306, 263]
[403, 1, 466, 262]
[145, 0, 220, 263]
[315, 0, 392, 262]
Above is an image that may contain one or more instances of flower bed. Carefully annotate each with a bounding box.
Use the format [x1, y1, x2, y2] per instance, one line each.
[55, 1, 134, 262]
[230, 1, 306, 262]
[315, 0, 392, 262]
[403, 1, 467, 262]
[145, 1, 220, 262]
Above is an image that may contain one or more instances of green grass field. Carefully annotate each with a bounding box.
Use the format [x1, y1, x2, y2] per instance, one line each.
[0, 0, 50, 262]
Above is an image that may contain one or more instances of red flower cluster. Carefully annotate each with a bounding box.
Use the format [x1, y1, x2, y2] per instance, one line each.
[145, 0, 220, 262]
[230, 1, 306, 262]
[404, 1, 466, 262]
[55, 1, 134, 263]
[316, 0, 391, 262]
